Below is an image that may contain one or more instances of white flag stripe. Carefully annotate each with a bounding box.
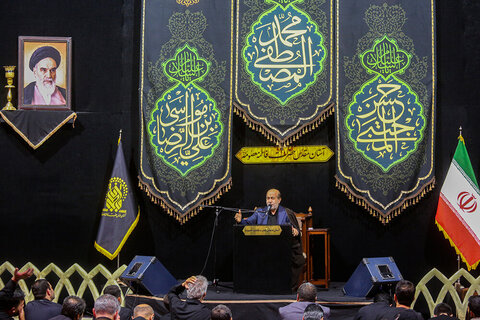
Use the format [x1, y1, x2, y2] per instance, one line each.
[441, 160, 480, 242]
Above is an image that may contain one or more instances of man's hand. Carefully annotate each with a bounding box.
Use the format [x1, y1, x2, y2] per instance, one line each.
[234, 210, 242, 223]
[12, 267, 34, 282]
[182, 276, 197, 289]
[292, 226, 299, 237]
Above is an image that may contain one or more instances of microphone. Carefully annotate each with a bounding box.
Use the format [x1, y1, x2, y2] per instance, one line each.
[266, 205, 271, 213]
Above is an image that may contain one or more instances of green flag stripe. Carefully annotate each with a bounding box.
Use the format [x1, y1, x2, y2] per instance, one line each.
[454, 139, 479, 188]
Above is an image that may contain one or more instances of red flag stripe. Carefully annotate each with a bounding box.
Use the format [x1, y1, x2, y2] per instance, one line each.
[436, 195, 480, 267]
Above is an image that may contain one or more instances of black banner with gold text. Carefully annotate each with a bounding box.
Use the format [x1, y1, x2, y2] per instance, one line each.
[139, 0, 233, 223]
[335, 0, 436, 223]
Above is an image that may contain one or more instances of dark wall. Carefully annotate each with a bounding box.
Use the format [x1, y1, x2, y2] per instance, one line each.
[0, 0, 479, 284]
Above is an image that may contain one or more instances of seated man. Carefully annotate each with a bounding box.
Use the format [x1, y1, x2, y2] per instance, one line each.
[132, 304, 154, 320]
[235, 188, 305, 289]
[303, 304, 324, 320]
[92, 294, 120, 320]
[102, 285, 132, 320]
[467, 296, 480, 320]
[429, 302, 457, 320]
[353, 291, 393, 320]
[279, 282, 330, 320]
[167, 275, 210, 320]
[49, 296, 86, 320]
[381, 280, 423, 320]
[211, 305, 232, 320]
[0, 267, 34, 320]
[25, 279, 62, 320]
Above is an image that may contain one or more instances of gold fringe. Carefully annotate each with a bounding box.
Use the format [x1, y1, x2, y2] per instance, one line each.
[233, 101, 334, 146]
[137, 176, 232, 224]
[335, 175, 436, 224]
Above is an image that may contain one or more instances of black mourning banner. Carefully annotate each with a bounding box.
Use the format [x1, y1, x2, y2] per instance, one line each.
[234, 0, 334, 145]
[335, 0, 436, 223]
[138, 0, 233, 223]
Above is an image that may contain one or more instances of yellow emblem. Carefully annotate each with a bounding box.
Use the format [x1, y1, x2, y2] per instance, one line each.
[105, 177, 128, 213]
[176, 0, 199, 7]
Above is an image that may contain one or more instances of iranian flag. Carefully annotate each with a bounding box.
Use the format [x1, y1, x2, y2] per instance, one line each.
[435, 136, 480, 270]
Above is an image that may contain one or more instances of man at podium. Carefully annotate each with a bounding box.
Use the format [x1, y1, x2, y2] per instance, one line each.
[234, 188, 305, 290]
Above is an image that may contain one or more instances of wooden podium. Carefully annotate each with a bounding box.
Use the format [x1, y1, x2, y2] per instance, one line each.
[233, 225, 292, 294]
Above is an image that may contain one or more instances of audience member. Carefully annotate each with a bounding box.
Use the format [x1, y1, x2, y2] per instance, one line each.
[429, 302, 457, 320]
[132, 304, 154, 320]
[103, 285, 132, 320]
[278, 282, 330, 320]
[49, 296, 86, 320]
[158, 294, 170, 320]
[381, 280, 423, 320]
[467, 296, 480, 320]
[167, 275, 210, 320]
[353, 291, 393, 320]
[0, 267, 34, 320]
[303, 304, 324, 320]
[25, 279, 62, 320]
[92, 294, 120, 320]
[211, 305, 232, 320]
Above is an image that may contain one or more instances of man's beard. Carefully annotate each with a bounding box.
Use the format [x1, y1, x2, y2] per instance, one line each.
[36, 78, 56, 98]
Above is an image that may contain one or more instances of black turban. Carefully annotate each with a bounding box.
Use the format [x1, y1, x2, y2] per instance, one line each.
[29, 46, 61, 71]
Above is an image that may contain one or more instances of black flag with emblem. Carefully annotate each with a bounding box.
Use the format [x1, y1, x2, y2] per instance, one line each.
[95, 139, 139, 260]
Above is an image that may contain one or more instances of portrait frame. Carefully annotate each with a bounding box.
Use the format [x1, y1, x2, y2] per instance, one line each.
[18, 36, 72, 110]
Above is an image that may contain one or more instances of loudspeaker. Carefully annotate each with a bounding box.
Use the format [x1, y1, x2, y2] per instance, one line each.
[119, 255, 177, 296]
[343, 257, 403, 297]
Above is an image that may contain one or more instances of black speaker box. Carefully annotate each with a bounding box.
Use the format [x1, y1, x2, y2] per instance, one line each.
[343, 257, 403, 297]
[119, 255, 177, 296]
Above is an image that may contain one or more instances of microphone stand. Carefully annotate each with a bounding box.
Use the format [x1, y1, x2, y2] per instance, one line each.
[199, 205, 254, 293]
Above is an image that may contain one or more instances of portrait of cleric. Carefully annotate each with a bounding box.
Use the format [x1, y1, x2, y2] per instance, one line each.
[21, 41, 70, 109]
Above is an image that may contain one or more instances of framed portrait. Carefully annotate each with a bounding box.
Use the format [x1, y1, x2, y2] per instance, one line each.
[18, 36, 72, 110]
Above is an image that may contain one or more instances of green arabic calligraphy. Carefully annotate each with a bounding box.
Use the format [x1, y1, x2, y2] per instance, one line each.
[346, 36, 425, 172]
[148, 44, 223, 176]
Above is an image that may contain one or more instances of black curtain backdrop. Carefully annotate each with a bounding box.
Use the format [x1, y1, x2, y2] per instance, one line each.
[0, 0, 479, 284]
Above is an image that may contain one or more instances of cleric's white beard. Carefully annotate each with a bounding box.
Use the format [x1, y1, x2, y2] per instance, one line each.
[36, 79, 56, 104]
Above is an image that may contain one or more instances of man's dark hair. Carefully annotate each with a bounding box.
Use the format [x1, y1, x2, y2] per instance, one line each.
[32, 279, 51, 300]
[103, 285, 121, 299]
[297, 282, 317, 302]
[395, 280, 416, 307]
[468, 296, 480, 317]
[62, 296, 86, 320]
[211, 304, 232, 320]
[434, 302, 452, 316]
[373, 291, 393, 305]
[0, 288, 25, 311]
[303, 303, 323, 320]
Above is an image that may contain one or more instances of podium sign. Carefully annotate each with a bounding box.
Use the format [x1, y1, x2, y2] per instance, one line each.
[233, 225, 292, 294]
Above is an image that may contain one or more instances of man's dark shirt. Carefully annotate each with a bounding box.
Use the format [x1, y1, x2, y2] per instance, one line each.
[267, 211, 278, 225]
[48, 315, 72, 320]
[381, 307, 424, 320]
[0, 280, 20, 320]
[167, 284, 210, 320]
[25, 299, 62, 320]
[354, 301, 392, 320]
[429, 315, 458, 320]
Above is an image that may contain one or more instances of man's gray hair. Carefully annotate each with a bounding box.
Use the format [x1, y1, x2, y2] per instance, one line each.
[297, 282, 317, 302]
[211, 304, 232, 320]
[186, 275, 208, 299]
[94, 294, 120, 316]
[303, 303, 324, 320]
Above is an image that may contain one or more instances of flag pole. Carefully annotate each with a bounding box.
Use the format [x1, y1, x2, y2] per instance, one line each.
[116, 128, 122, 270]
[457, 126, 462, 283]
[118, 129, 123, 145]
